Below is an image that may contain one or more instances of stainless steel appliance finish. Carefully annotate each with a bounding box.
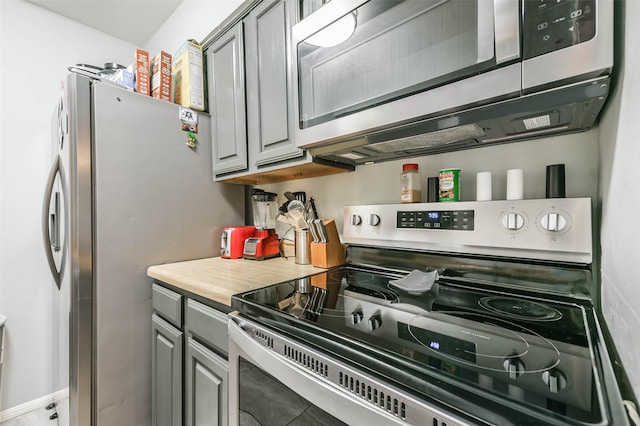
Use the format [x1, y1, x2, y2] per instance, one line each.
[344, 198, 593, 264]
[229, 199, 630, 425]
[229, 313, 470, 425]
[42, 72, 244, 425]
[292, 0, 613, 164]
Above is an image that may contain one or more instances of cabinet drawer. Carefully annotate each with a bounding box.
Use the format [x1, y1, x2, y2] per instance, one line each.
[152, 283, 183, 328]
[186, 299, 228, 356]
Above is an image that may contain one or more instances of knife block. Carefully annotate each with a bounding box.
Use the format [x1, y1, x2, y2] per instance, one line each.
[310, 219, 346, 268]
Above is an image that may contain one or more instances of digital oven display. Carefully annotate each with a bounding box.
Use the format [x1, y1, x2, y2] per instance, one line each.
[397, 210, 474, 231]
[397, 322, 477, 363]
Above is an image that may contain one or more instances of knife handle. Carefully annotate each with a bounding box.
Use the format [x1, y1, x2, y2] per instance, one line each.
[309, 197, 319, 220]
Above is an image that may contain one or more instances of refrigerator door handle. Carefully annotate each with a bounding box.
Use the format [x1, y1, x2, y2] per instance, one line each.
[51, 192, 61, 252]
[42, 155, 64, 289]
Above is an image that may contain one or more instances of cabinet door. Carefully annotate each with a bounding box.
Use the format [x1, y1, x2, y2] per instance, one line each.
[185, 337, 229, 426]
[152, 314, 183, 426]
[209, 22, 248, 176]
[245, 0, 303, 167]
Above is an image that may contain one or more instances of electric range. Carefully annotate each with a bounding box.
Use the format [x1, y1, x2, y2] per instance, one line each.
[230, 199, 630, 425]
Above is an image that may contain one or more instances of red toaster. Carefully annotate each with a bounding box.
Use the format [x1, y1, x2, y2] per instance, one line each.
[221, 226, 256, 259]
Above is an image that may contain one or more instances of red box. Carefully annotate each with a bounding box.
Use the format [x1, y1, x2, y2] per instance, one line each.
[151, 51, 172, 101]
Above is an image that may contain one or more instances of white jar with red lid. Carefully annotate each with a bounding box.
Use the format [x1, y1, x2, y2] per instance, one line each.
[400, 163, 421, 203]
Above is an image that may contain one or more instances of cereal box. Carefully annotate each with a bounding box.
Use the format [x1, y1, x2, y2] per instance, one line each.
[151, 51, 172, 101]
[173, 40, 204, 111]
[134, 49, 150, 95]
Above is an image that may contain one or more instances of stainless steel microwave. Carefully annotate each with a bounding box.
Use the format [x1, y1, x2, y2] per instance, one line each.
[292, 0, 613, 164]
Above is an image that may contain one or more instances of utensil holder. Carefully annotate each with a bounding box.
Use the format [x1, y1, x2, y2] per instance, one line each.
[310, 219, 346, 268]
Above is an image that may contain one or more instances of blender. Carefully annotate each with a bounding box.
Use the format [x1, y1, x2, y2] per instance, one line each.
[243, 190, 280, 260]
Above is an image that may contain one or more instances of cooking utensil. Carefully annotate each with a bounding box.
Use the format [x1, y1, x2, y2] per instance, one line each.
[287, 200, 305, 213]
[293, 191, 306, 203]
[284, 191, 296, 202]
[309, 197, 319, 220]
[287, 200, 307, 229]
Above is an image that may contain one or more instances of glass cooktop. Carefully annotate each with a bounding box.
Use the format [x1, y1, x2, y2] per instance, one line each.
[232, 265, 608, 424]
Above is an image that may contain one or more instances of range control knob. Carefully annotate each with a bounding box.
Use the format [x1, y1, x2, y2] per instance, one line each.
[351, 214, 362, 226]
[368, 214, 381, 226]
[351, 308, 364, 325]
[503, 357, 526, 380]
[541, 369, 567, 393]
[501, 213, 525, 231]
[368, 312, 382, 332]
[541, 213, 567, 232]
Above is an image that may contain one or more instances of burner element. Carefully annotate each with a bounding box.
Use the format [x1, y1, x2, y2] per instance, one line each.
[478, 296, 563, 321]
[405, 311, 561, 374]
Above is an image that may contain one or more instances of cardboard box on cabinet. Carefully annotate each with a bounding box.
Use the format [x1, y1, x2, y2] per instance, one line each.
[173, 40, 205, 111]
[151, 51, 172, 101]
[134, 49, 150, 95]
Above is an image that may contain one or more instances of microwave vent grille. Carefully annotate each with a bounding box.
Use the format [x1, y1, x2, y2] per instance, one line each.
[368, 124, 486, 153]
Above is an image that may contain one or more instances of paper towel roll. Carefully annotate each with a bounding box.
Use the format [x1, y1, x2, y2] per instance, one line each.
[476, 172, 492, 201]
[506, 169, 524, 200]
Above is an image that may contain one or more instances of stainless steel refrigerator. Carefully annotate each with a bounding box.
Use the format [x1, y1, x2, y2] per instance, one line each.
[42, 72, 245, 425]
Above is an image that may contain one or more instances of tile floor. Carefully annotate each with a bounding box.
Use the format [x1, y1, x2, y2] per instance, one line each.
[0, 399, 68, 426]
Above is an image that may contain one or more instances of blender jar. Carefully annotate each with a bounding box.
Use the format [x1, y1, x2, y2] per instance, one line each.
[252, 191, 278, 229]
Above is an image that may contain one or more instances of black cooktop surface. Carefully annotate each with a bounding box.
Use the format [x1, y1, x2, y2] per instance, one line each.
[232, 265, 611, 424]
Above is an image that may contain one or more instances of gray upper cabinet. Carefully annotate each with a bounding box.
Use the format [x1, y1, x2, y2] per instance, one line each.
[209, 22, 248, 176]
[245, 0, 302, 167]
[205, 0, 353, 184]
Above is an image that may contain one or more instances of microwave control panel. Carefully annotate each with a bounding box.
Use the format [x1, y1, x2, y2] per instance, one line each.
[523, 0, 596, 59]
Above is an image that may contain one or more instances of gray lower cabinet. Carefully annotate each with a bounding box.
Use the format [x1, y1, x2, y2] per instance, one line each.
[151, 314, 183, 426]
[185, 299, 230, 426]
[186, 337, 229, 426]
[152, 283, 230, 426]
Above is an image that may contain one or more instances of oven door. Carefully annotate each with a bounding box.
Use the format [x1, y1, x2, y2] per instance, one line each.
[292, 0, 521, 148]
[228, 313, 470, 426]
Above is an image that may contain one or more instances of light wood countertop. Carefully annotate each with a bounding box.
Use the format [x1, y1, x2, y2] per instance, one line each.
[147, 257, 328, 306]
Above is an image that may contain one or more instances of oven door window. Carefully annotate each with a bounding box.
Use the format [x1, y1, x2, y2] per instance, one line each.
[297, 0, 498, 129]
[239, 358, 346, 425]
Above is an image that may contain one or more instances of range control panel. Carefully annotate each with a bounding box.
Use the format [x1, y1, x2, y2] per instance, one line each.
[344, 199, 593, 264]
[397, 210, 474, 231]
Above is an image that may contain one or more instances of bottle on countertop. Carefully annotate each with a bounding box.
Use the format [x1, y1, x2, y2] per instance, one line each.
[401, 163, 422, 203]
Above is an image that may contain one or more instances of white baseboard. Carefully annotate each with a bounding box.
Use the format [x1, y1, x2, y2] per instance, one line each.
[0, 388, 68, 422]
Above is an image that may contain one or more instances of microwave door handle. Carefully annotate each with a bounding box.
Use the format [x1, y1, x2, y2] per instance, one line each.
[493, 0, 521, 64]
